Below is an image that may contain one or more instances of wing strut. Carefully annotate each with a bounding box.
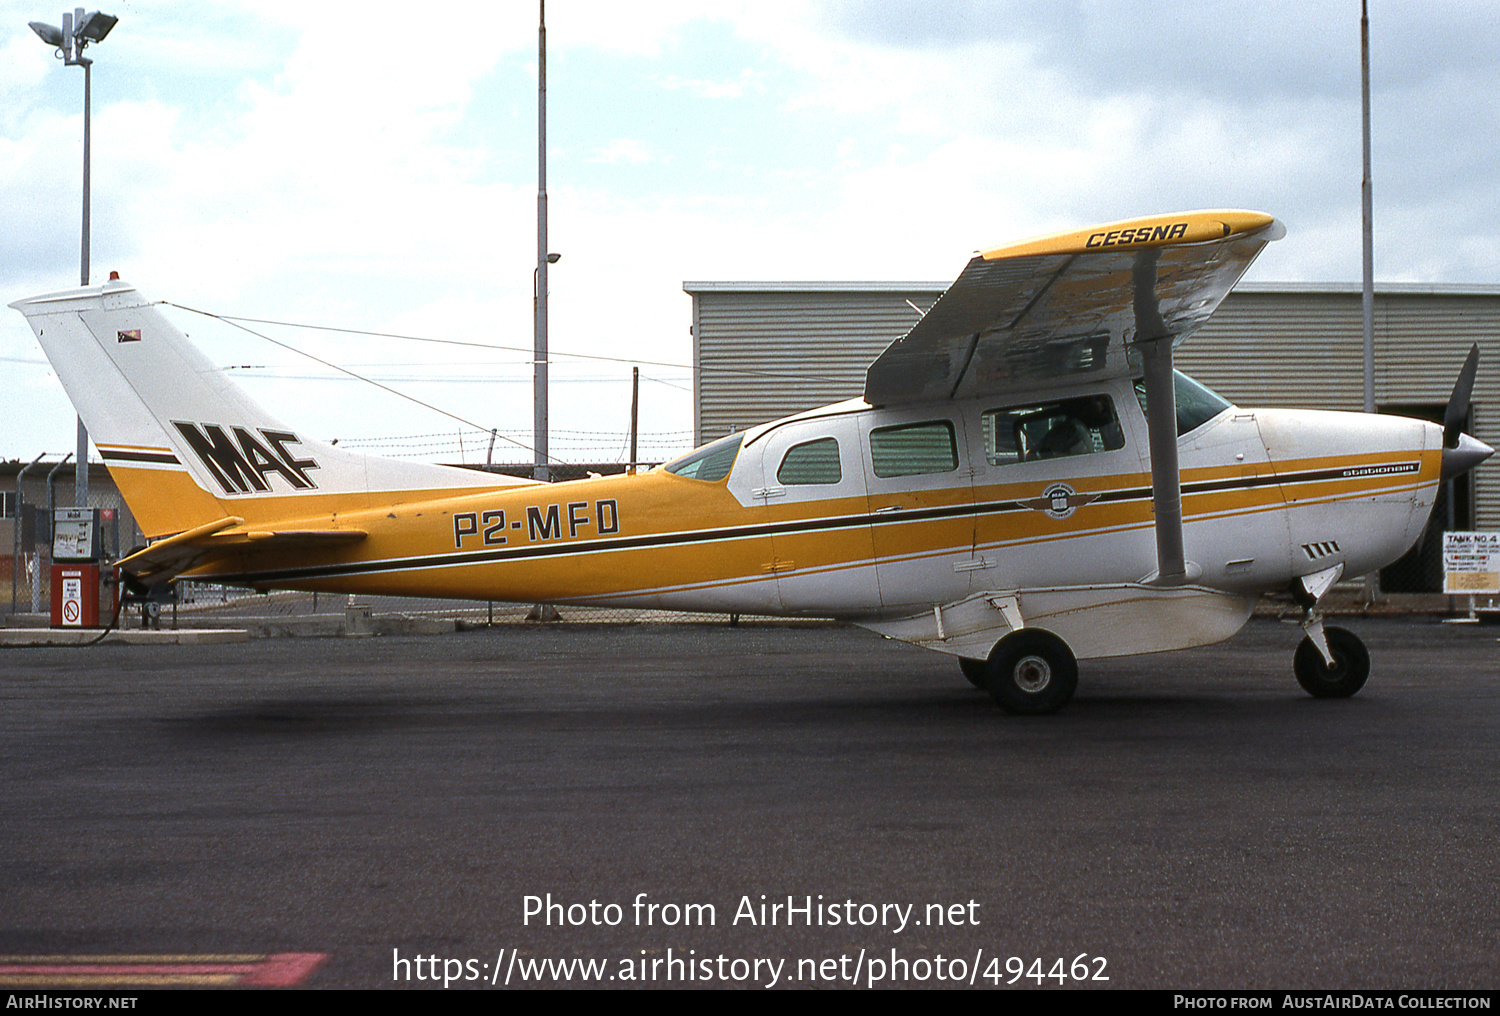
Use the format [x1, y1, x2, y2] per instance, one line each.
[1133, 250, 1187, 585]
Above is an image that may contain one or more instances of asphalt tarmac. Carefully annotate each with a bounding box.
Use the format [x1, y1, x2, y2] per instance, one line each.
[1, 617, 1497, 990]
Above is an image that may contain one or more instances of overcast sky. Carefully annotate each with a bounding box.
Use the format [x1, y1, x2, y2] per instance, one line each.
[2, 1, 1497, 465]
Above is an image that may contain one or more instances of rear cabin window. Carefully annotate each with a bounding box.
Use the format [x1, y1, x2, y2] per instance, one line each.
[664, 433, 743, 482]
[869, 420, 959, 477]
[983, 395, 1125, 465]
[777, 438, 842, 484]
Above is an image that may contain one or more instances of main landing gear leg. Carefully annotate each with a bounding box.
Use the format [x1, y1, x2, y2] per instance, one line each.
[1291, 570, 1370, 699]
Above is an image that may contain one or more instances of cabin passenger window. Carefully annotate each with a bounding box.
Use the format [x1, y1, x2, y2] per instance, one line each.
[869, 421, 959, 477]
[777, 438, 842, 484]
[983, 395, 1124, 465]
[663, 433, 743, 482]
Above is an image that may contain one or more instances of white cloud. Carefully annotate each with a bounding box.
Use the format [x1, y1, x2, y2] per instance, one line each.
[655, 67, 766, 100]
[587, 138, 659, 165]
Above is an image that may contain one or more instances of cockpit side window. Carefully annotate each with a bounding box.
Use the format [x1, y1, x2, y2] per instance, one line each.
[663, 433, 743, 482]
[776, 438, 841, 485]
[1133, 371, 1234, 436]
[982, 395, 1125, 466]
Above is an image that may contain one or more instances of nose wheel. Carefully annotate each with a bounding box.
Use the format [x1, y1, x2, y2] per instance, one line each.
[1293, 624, 1370, 698]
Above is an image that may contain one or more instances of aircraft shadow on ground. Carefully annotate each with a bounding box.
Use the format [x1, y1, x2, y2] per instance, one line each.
[150, 679, 1356, 740]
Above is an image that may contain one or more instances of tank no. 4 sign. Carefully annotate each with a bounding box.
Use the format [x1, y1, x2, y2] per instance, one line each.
[1442, 531, 1500, 594]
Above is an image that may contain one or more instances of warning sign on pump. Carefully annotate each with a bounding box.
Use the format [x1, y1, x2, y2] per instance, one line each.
[61, 576, 83, 626]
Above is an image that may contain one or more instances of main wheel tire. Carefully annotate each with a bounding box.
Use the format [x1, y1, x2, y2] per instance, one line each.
[983, 629, 1078, 715]
[958, 657, 987, 689]
[1293, 625, 1370, 699]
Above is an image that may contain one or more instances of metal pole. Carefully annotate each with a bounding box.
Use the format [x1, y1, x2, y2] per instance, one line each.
[533, 0, 550, 483]
[80, 53, 90, 287]
[44, 452, 74, 610]
[1360, 0, 1375, 415]
[629, 366, 639, 473]
[46, 453, 73, 520]
[526, 0, 558, 624]
[76, 23, 93, 507]
[1360, 0, 1381, 604]
[12, 453, 47, 615]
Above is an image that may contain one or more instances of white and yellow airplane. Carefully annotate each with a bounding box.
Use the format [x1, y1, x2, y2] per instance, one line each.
[11, 209, 1491, 713]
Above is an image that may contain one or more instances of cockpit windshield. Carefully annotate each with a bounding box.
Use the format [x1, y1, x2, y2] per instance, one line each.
[1133, 370, 1234, 436]
[663, 433, 743, 482]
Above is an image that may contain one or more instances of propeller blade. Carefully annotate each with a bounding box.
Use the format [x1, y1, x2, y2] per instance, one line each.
[1443, 343, 1480, 448]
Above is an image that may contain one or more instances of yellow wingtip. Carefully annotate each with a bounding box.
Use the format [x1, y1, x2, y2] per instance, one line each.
[980, 209, 1279, 261]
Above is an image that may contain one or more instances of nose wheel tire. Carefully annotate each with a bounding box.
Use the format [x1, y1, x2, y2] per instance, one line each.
[982, 629, 1078, 715]
[1293, 625, 1370, 699]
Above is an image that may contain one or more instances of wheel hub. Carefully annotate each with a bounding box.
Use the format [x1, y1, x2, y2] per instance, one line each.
[1013, 654, 1052, 693]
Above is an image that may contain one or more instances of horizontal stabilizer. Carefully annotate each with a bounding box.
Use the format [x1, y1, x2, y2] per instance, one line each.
[116, 516, 244, 581]
[118, 517, 367, 583]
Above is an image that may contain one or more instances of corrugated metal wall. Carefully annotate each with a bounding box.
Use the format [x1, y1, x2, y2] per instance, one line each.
[689, 285, 939, 441]
[688, 282, 1500, 527]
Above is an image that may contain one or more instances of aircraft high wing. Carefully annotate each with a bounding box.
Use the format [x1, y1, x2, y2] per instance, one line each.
[10, 210, 1492, 713]
[864, 210, 1280, 405]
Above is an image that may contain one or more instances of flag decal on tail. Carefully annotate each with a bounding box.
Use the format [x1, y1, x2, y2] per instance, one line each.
[117, 328, 141, 342]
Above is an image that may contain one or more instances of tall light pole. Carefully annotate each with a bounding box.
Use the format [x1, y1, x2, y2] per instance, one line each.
[534, 0, 550, 482]
[1360, 0, 1375, 416]
[30, 7, 117, 509]
[1359, 0, 1379, 604]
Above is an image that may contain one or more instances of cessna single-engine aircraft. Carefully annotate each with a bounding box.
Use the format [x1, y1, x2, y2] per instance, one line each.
[11, 209, 1492, 713]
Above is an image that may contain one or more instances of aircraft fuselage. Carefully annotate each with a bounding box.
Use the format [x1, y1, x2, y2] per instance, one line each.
[177, 375, 1440, 661]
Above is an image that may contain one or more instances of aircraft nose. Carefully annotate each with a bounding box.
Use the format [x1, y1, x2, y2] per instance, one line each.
[1442, 431, 1494, 479]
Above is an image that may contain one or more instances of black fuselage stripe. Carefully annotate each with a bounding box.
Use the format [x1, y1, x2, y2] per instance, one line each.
[206, 461, 1422, 584]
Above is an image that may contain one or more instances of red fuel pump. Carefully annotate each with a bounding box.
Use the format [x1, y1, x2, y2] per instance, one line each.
[49, 508, 105, 628]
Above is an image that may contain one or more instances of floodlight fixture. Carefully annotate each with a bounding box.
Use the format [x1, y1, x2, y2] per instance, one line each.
[74, 11, 116, 42]
[547, 252, 560, 264]
[30, 6, 118, 506]
[28, 20, 64, 47]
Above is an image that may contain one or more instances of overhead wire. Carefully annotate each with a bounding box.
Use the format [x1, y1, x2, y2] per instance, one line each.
[165, 301, 564, 466]
[161, 301, 780, 466]
[184, 308, 850, 385]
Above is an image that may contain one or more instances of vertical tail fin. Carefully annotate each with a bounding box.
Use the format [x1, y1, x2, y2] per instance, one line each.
[10, 279, 531, 537]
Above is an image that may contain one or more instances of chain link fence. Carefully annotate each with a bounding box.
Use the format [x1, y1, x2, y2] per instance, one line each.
[6, 474, 140, 619]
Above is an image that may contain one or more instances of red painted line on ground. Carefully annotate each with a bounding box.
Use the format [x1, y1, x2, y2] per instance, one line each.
[239, 953, 327, 987]
[1, 964, 259, 975]
[0, 953, 327, 987]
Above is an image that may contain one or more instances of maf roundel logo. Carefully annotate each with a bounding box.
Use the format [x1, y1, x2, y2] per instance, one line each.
[1043, 482, 1079, 519]
[1019, 482, 1102, 521]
